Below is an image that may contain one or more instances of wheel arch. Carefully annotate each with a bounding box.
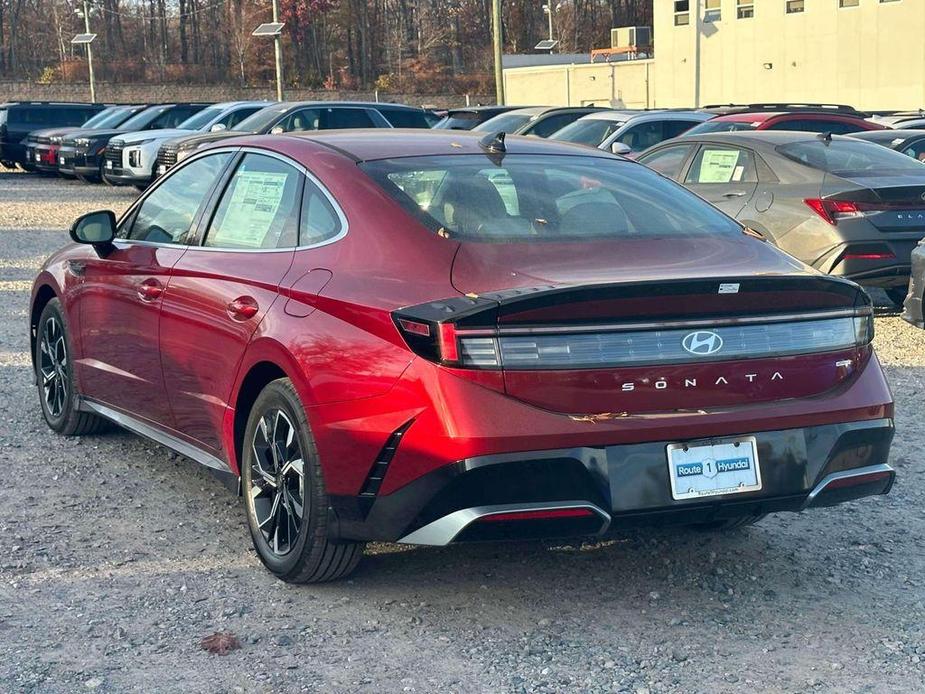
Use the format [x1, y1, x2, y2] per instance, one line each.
[30, 283, 58, 373]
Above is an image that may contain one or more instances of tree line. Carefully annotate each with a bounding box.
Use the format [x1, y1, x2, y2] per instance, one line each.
[0, 0, 651, 94]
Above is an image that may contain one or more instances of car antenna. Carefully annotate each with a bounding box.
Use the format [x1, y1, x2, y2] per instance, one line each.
[818, 131, 833, 145]
[479, 131, 506, 154]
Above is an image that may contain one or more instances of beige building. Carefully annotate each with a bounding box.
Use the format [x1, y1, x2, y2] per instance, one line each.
[503, 0, 925, 110]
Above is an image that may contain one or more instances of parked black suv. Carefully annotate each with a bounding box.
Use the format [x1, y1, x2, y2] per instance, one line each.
[0, 102, 106, 169]
[61, 103, 210, 183]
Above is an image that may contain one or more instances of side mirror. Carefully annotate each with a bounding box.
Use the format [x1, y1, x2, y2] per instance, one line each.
[210, 123, 227, 132]
[610, 142, 632, 156]
[70, 210, 116, 249]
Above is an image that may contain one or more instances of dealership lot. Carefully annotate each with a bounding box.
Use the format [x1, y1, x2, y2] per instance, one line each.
[1, 171, 925, 692]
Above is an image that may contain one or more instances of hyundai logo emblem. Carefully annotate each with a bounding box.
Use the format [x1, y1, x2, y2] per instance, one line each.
[681, 331, 724, 356]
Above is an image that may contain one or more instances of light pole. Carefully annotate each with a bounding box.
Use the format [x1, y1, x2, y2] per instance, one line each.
[693, 0, 702, 108]
[271, 0, 283, 102]
[252, 20, 285, 101]
[75, 0, 97, 103]
[542, 3, 554, 45]
[492, 0, 505, 105]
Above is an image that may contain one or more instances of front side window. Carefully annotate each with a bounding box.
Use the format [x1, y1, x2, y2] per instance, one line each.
[124, 152, 232, 243]
[204, 153, 302, 250]
[616, 121, 667, 153]
[177, 107, 225, 131]
[273, 109, 321, 133]
[638, 144, 694, 179]
[685, 147, 758, 184]
[360, 154, 741, 242]
[221, 107, 262, 129]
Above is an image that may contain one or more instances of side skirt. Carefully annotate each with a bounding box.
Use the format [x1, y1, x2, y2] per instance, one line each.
[79, 398, 238, 484]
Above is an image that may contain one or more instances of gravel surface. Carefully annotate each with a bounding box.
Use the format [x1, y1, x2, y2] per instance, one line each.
[1, 171, 924, 693]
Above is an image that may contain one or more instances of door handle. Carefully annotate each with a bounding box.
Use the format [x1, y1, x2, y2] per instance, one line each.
[722, 191, 748, 198]
[136, 279, 164, 301]
[227, 296, 259, 321]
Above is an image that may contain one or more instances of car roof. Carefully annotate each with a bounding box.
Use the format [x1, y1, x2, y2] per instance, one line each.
[850, 129, 925, 143]
[502, 106, 603, 117]
[710, 111, 868, 124]
[446, 105, 517, 114]
[233, 128, 619, 163]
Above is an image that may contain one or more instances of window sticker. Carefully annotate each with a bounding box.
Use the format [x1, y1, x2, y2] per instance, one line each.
[697, 149, 741, 183]
[211, 171, 289, 247]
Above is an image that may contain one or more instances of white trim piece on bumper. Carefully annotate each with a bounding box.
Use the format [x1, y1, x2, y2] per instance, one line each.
[803, 463, 894, 509]
[397, 501, 611, 546]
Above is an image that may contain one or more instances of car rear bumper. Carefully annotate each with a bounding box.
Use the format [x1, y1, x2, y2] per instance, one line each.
[329, 418, 895, 544]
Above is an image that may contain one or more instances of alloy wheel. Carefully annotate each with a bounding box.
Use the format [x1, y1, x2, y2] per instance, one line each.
[39, 316, 68, 419]
[249, 409, 305, 556]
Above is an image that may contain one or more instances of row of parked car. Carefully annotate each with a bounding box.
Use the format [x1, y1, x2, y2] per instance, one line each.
[3, 97, 925, 320]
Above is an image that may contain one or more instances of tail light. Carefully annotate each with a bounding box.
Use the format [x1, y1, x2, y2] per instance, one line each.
[478, 508, 595, 523]
[804, 198, 923, 225]
[393, 306, 876, 370]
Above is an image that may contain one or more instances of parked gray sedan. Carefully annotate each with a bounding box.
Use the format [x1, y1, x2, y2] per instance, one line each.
[551, 110, 712, 155]
[638, 131, 925, 305]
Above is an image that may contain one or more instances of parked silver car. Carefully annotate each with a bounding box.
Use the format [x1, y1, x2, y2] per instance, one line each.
[550, 109, 712, 155]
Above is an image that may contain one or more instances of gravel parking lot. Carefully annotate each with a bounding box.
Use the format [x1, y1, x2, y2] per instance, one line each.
[1, 170, 924, 693]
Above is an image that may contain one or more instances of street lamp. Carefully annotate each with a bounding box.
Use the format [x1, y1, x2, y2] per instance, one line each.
[492, 0, 504, 104]
[253, 18, 285, 101]
[72, 0, 97, 103]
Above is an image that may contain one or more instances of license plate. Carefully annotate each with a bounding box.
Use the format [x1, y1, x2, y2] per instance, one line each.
[666, 437, 761, 501]
[106, 160, 113, 169]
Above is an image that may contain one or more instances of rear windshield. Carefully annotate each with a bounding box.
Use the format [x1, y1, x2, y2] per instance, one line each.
[777, 139, 925, 176]
[434, 113, 480, 130]
[472, 113, 533, 134]
[360, 154, 741, 242]
[553, 118, 625, 146]
[685, 120, 759, 135]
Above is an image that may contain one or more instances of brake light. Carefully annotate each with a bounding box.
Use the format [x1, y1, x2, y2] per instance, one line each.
[843, 252, 896, 260]
[804, 198, 865, 225]
[438, 322, 460, 362]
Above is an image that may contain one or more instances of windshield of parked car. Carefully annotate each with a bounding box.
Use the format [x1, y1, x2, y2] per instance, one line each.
[231, 105, 290, 133]
[552, 118, 626, 147]
[360, 154, 741, 241]
[177, 107, 226, 130]
[778, 139, 925, 176]
[81, 107, 122, 128]
[685, 120, 759, 135]
[119, 106, 170, 131]
[472, 113, 534, 134]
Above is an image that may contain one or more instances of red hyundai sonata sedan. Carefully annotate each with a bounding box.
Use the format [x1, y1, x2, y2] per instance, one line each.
[31, 130, 895, 582]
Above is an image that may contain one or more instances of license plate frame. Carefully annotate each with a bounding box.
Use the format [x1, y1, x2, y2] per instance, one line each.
[666, 436, 762, 501]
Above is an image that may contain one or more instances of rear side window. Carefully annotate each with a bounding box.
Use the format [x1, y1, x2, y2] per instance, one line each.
[300, 180, 343, 246]
[205, 153, 302, 249]
[664, 119, 701, 138]
[778, 139, 925, 176]
[685, 146, 757, 184]
[900, 139, 925, 162]
[378, 108, 430, 128]
[766, 118, 864, 134]
[639, 144, 694, 179]
[323, 108, 377, 129]
[125, 153, 233, 243]
[360, 154, 741, 242]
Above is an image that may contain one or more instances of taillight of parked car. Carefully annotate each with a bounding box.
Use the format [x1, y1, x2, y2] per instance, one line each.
[805, 197, 925, 225]
[393, 304, 875, 370]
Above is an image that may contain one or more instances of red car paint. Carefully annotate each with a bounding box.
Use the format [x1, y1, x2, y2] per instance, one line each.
[31, 130, 895, 545]
[703, 111, 886, 132]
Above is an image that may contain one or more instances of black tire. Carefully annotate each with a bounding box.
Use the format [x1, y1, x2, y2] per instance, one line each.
[886, 286, 909, 308]
[242, 378, 364, 583]
[692, 514, 766, 531]
[35, 299, 107, 436]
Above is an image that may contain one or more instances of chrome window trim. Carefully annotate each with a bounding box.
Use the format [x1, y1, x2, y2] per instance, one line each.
[455, 308, 871, 338]
[115, 145, 349, 253]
